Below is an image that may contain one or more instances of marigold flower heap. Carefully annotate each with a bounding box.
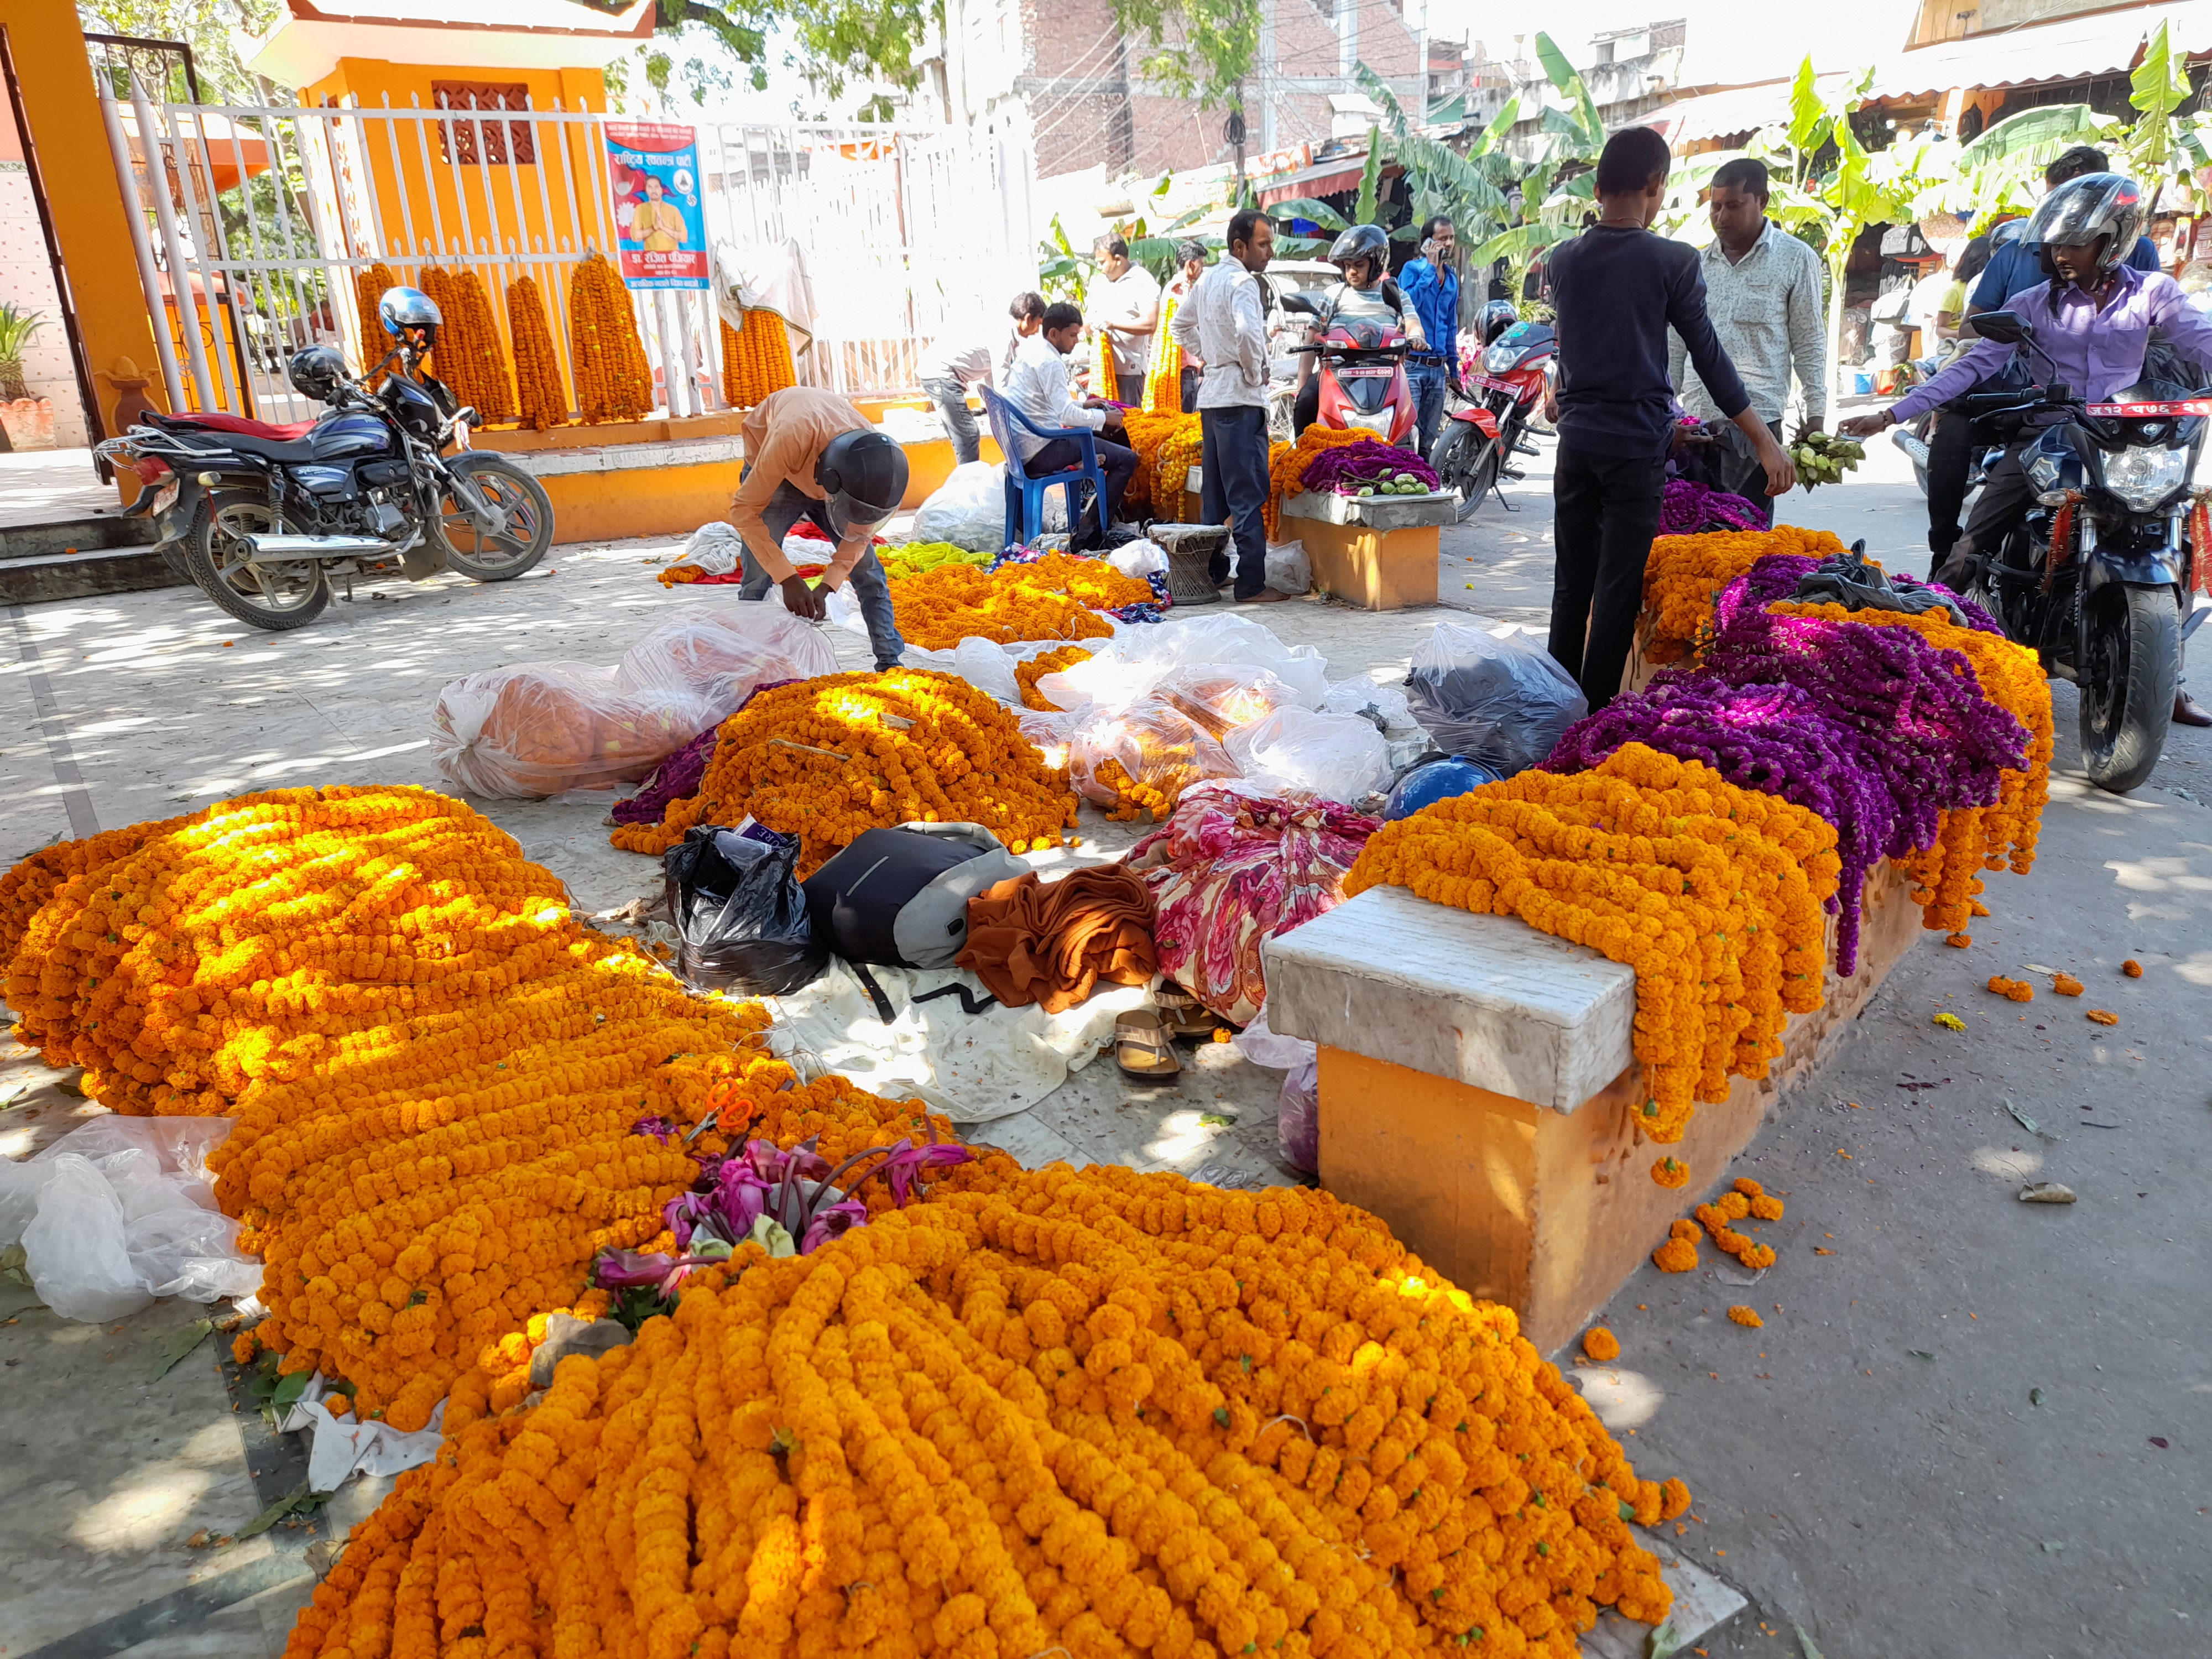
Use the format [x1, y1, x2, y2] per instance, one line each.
[608, 670, 1078, 870]
[288, 1160, 1687, 1659]
[1640, 526, 1845, 661]
[1348, 744, 1839, 1140]
[0, 785, 940, 1428]
[1018, 644, 1094, 710]
[886, 555, 1150, 651]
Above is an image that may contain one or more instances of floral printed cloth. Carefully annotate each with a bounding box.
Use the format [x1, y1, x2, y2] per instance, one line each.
[1126, 782, 1380, 1025]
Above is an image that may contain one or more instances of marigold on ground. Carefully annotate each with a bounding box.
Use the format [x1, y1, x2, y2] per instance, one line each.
[1653, 1237, 1699, 1273]
[2122, 958, 2143, 977]
[1651, 1155, 1689, 1189]
[1727, 1305, 1765, 1328]
[2052, 972, 2083, 996]
[1987, 975, 2034, 1003]
[2087, 1008, 2119, 1025]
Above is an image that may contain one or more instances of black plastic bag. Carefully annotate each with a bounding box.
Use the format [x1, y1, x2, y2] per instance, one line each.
[1405, 620, 1588, 778]
[662, 825, 827, 996]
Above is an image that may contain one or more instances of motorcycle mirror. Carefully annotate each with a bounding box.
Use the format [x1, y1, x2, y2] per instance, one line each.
[1970, 310, 2029, 345]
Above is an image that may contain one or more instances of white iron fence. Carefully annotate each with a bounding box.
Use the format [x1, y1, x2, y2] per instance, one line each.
[96, 77, 1039, 427]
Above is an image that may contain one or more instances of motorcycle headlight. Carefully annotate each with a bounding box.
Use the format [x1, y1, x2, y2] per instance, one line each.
[1483, 342, 1519, 374]
[2099, 447, 2188, 512]
[2027, 451, 2068, 504]
[1345, 409, 1395, 437]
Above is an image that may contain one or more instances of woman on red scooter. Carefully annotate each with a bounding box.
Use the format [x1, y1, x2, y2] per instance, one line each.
[1291, 224, 1426, 441]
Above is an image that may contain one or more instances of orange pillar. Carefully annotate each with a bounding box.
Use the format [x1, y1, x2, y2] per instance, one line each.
[1, 1, 166, 497]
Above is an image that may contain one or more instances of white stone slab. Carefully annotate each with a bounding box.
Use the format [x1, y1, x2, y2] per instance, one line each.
[1282, 488, 1458, 529]
[507, 435, 745, 478]
[1261, 884, 1637, 1113]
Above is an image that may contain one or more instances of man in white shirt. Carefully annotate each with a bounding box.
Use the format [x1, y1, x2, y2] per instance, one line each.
[919, 291, 1045, 465]
[1171, 208, 1286, 603]
[1093, 236, 1161, 405]
[1003, 301, 1138, 545]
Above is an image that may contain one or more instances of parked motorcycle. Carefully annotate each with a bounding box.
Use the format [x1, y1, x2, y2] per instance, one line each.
[1432, 312, 1555, 521]
[1946, 310, 2206, 793]
[95, 287, 552, 633]
[1890, 406, 1996, 500]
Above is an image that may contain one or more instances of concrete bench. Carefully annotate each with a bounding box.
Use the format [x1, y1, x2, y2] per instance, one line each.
[1262, 863, 1924, 1352]
[1279, 488, 1454, 609]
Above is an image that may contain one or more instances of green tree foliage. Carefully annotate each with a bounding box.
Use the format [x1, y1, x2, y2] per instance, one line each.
[1105, 0, 1259, 110]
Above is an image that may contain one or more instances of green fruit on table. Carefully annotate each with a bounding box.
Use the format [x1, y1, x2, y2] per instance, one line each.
[1358, 486, 1376, 497]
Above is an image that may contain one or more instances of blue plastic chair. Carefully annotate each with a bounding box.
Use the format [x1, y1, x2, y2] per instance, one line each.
[979, 384, 1109, 549]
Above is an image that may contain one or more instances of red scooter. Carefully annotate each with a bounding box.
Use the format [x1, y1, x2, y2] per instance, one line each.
[1282, 290, 1420, 448]
[1434, 311, 1556, 520]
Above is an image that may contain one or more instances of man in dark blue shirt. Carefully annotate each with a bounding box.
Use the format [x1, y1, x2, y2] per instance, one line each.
[1970, 147, 2161, 312]
[1399, 216, 1460, 457]
[1543, 127, 1794, 708]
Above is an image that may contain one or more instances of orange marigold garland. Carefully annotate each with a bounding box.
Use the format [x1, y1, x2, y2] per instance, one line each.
[505, 275, 569, 430]
[609, 669, 1078, 871]
[1119, 410, 1191, 514]
[1018, 643, 1093, 709]
[721, 309, 797, 409]
[1641, 526, 1848, 661]
[887, 554, 1149, 651]
[1348, 744, 1840, 1141]
[1143, 290, 1183, 410]
[567, 252, 653, 424]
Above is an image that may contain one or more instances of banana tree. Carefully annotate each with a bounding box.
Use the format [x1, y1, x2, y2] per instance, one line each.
[1455, 33, 1608, 297]
[2125, 20, 2212, 212]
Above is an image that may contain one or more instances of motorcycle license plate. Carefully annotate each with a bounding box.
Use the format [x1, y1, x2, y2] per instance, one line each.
[2086, 399, 2212, 417]
[1469, 374, 1521, 396]
[153, 480, 179, 516]
[1338, 366, 1392, 378]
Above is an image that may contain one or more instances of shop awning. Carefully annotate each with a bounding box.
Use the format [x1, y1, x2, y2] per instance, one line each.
[1258, 152, 1401, 209]
[1869, 2, 2212, 102]
[1640, 76, 1854, 145]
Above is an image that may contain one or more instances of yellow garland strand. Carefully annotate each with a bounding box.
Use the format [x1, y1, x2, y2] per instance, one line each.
[885, 554, 1150, 651]
[505, 275, 570, 431]
[1143, 291, 1183, 411]
[721, 311, 798, 409]
[567, 253, 653, 425]
[350, 262, 398, 388]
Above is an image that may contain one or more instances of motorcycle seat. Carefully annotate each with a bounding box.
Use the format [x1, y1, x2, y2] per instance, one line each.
[148, 411, 319, 442]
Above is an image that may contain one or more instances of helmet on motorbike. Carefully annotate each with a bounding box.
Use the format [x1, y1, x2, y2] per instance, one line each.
[815, 427, 910, 539]
[1476, 299, 1520, 346]
[2025, 173, 2142, 277]
[1327, 224, 1391, 280]
[288, 344, 348, 402]
[379, 285, 442, 345]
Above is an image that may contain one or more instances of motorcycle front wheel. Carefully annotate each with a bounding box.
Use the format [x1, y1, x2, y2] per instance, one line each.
[1436, 418, 1503, 523]
[2079, 582, 2178, 794]
[438, 453, 553, 581]
[184, 493, 331, 632]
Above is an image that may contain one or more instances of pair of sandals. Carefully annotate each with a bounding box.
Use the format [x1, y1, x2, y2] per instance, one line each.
[1113, 989, 1218, 1079]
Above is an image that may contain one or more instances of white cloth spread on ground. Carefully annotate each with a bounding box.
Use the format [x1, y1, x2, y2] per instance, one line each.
[277, 1375, 448, 1492]
[762, 959, 1155, 1123]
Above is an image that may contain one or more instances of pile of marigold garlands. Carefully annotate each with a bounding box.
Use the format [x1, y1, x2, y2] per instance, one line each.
[888, 554, 1152, 651]
[1350, 532, 2052, 1189]
[3, 789, 1695, 1659]
[609, 669, 1079, 871]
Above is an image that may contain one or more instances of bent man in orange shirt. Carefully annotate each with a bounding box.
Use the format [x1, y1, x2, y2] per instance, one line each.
[729, 387, 910, 669]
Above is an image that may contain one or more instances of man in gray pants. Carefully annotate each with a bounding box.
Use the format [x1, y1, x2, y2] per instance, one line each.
[917, 293, 1045, 465]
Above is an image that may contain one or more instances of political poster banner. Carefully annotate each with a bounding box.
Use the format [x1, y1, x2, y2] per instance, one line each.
[604, 122, 707, 290]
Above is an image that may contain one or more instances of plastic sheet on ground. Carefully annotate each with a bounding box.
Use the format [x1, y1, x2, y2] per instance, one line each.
[760, 958, 1155, 1122]
[910, 460, 1008, 552]
[1153, 665, 1305, 739]
[897, 637, 1097, 705]
[1033, 614, 1329, 713]
[1222, 707, 1391, 802]
[0, 1116, 260, 1323]
[432, 663, 722, 798]
[1234, 1003, 1321, 1175]
[615, 605, 839, 716]
[276, 1374, 448, 1493]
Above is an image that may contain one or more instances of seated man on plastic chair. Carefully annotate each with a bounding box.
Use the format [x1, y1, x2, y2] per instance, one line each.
[730, 385, 909, 670]
[1004, 301, 1139, 547]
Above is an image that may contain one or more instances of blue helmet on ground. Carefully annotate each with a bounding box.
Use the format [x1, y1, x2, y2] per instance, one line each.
[1384, 756, 1499, 821]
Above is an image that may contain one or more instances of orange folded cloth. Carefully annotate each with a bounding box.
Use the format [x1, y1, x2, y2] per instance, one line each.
[956, 864, 1156, 1014]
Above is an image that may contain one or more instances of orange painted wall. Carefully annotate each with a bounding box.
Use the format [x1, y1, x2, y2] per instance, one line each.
[4, 0, 168, 499]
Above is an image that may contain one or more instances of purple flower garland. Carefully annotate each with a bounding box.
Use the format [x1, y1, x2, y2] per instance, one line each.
[1298, 439, 1441, 496]
[1658, 478, 1766, 537]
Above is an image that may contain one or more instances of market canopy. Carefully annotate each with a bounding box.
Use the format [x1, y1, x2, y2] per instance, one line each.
[1867, 1, 2212, 101]
[1640, 75, 1855, 145]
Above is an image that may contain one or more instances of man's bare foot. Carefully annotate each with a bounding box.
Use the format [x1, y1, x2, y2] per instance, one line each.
[1238, 588, 1290, 604]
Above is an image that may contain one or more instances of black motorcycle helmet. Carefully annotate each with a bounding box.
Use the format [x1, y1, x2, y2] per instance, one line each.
[1476, 299, 1520, 346]
[1328, 223, 1391, 283]
[288, 344, 348, 402]
[379, 285, 442, 348]
[816, 428, 909, 538]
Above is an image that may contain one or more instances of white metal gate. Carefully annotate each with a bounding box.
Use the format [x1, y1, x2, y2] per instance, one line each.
[97, 77, 1040, 427]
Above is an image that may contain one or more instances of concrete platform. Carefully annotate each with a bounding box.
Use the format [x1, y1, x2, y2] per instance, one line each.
[1264, 862, 1927, 1354]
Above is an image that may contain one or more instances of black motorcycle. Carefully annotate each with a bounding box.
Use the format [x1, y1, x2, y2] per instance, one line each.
[95, 344, 553, 632]
[1949, 310, 2205, 793]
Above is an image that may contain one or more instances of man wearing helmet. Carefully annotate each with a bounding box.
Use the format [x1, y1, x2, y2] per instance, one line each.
[1290, 223, 1427, 437]
[730, 385, 910, 669]
[1841, 172, 2212, 725]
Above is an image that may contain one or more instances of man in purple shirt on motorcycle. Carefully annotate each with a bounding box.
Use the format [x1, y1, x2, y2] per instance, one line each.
[1842, 172, 2212, 726]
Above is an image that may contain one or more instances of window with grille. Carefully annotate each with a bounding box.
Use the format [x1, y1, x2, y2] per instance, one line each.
[431, 82, 535, 165]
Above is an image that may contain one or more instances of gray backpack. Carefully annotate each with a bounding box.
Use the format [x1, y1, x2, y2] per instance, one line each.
[799, 822, 1025, 971]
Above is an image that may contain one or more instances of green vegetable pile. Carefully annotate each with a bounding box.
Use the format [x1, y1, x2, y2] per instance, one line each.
[1792, 430, 1865, 491]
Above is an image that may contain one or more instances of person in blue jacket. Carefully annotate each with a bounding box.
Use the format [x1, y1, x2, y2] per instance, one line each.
[1969, 145, 2162, 316]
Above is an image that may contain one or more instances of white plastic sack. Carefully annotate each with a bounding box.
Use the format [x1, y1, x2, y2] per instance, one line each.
[432, 663, 722, 799]
[0, 1117, 259, 1322]
[1234, 1003, 1321, 1175]
[1034, 614, 1328, 714]
[1108, 538, 1168, 581]
[1321, 675, 1415, 731]
[1222, 708, 1390, 802]
[1406, 617, 1588, 778]
[911, 460, 1009, 553]
[681, 521, 745, 577]
[276, 1374, 448, 1493]
[615, 606, 838, 716]
[1066, 698, 1240, 809]
[1265, 540, 1311, 596]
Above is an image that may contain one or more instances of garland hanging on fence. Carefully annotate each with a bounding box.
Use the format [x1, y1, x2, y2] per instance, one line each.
[567, 252, 654, 425]
[720, 310, 797, 409]
[350, 262, 398, 387]
[421, 267, 517, 426]
[505, 276, 569, 431]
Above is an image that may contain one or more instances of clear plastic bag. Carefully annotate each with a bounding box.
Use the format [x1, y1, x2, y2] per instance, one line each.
[1222, 708, 1391, 802]
[1107, 538, 1168, 580]
[910, 460, 1008, 553]
[1154, 665, 1303, 739]
[1265, 540, 1312, 596]
[432, 663, 722, 799]
[1321, 676, 1414, 731]
[1035, 614, 1328, 714]
[1068, 698, 1240, 814]
[1233, 1001, 1322, 1174]
[0, 1116, 259, 1322]
[1405, 618, 1588, 778]
[615, 606, 838, 716]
